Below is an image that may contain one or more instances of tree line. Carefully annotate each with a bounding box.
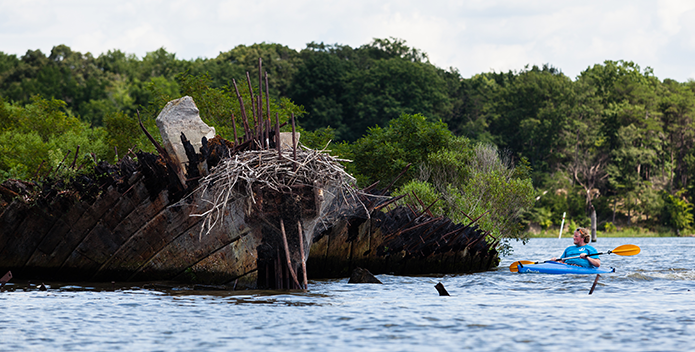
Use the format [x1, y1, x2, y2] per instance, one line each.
[1, 38, 693, 238]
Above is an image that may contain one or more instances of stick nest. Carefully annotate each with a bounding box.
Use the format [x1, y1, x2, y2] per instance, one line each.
[186, 145, 364, 237]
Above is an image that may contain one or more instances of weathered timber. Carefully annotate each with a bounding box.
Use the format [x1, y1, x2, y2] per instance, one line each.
[0, 141, 357, 289]
[307, 204, 500, 278]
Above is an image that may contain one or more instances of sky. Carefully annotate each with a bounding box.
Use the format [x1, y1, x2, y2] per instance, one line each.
[1, 0, 694, 82]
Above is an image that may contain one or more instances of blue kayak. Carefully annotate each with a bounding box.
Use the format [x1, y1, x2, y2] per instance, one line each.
[517, 261, 615, 274]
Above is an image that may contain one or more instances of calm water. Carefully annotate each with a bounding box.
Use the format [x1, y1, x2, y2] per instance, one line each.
[1, 237, 693, 351]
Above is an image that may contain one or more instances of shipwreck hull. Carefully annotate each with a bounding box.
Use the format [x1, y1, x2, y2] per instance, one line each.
[0, 159, 250, 286]
[0, 148, 346, 289]
[1, 88, 502, 289]
[0, 152, 501, 288]
[308, 205, 500, 278]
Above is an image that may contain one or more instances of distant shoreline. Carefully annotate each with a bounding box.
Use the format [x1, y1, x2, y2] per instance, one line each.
[527, 230, 689, 238]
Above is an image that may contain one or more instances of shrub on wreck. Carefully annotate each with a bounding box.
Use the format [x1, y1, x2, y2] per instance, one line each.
[339, 113, 535, 251]
[394, 142, 535, 253]
[0, 96, 109, 181]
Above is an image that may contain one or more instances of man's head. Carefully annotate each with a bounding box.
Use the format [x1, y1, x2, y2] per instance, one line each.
[573, 228, 590, 245]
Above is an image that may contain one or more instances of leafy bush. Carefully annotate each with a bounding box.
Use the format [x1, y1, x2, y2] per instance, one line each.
[345, 114, 535, 248]
[342, 113, 453, 188]
[661, 189, 693, 235]
[0, 96, 109, 181]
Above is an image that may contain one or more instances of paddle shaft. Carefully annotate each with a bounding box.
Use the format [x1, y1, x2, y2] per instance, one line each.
[560, 252, 605, 261]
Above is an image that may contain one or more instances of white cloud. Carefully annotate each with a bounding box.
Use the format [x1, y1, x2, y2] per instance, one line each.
[657, 0, 695, 34]
[0, 0, 693, 81]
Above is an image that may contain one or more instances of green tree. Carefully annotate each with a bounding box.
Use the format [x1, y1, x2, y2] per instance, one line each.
[486, 65, 575, 175]
[341, 113, 535, 247]
[341, 57, 454, 141]
[411, 141, 535, 243]
[0, 52, 20, 76]
[659, 79, 695, 190]
[340, 113, 453, 188]
[195, 43, 300, 97]
[288, 45, 355, 134]
[445, 73, 499, 144]
[661, 189, 693, 235]
[288, 38, 458, 142]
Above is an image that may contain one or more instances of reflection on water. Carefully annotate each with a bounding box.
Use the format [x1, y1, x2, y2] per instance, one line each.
[1, 237, 693, 351]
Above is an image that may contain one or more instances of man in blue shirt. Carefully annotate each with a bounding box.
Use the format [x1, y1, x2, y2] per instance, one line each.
[552, 228, 601, 268]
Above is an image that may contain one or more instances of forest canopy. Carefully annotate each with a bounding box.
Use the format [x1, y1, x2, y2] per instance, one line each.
[1, 38, 694, 238]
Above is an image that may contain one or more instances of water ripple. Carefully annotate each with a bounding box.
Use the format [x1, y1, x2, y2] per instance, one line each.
[0, 237, 693, 351]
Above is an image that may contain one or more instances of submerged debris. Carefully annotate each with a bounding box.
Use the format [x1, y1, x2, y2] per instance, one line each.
[434, 282, 450, 296]
[348, 267, 382, 284]
[0, 271, 12, 291]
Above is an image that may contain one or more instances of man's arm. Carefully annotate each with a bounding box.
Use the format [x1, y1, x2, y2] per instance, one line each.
[580, 252, 601, 267]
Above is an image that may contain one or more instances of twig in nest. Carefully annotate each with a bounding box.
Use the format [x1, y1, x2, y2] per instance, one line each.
[180, 146, 364, 238]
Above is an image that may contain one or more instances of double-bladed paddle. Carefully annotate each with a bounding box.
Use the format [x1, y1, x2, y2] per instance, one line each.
[508, 244, 641, 272]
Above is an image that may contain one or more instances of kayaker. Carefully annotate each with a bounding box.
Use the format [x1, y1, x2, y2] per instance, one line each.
[551, 228, 600, 268]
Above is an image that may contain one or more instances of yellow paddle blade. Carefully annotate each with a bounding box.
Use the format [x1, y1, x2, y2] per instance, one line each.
[610, 244, 640, 256]
[509, 260, 536, 272]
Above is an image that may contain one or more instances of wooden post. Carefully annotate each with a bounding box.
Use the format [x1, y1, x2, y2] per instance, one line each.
[434, 282, 450, 296]
[258, 58, 263, 109]
[280, 219, 302, 289]
[258, 58, 263, 144]
[231, 112, 238, 147]
[589, 274, 601, 295]
[53, 150, 71, 176]
[231, 79, 251, 141]
[266, 117, 271, 151]
[71, 145, 80, 169]
[33, 160, 45, 180]
[245, 72, 257, 134]
[590, 203, 597, 242]
[297, 220, 308, 290]
[0, 271, 12, 290]
[264, 72, 271, 151]
[411, 191, 433, 217]
[291, 113, 297, 169]
[257, 96, 263, 144]
[276, 112, 281, 159]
